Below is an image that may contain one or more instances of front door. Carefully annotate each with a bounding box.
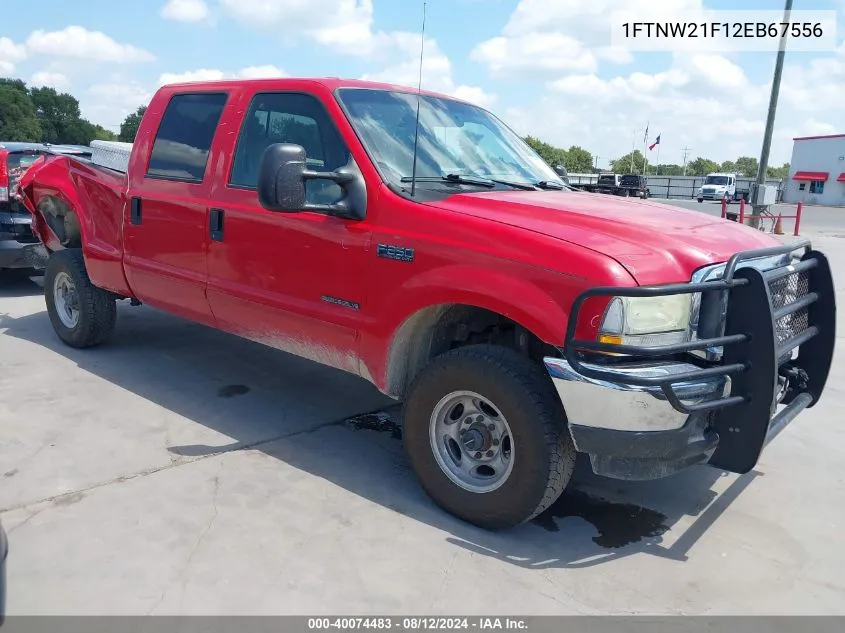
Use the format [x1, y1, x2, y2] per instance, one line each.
[123, 91, 229, 326]
[205, 89, 372, 375]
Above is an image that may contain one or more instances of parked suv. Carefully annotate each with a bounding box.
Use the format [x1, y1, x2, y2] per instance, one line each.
[1, 142, 91, 278]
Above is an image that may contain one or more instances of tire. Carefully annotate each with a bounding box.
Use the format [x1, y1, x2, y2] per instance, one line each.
[402, 344, 576, 531]
[697, 198, 703, 203]
[44, 249, 116, 348]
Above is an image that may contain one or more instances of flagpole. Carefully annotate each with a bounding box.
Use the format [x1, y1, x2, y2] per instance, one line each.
[642, 125, 648, 175]
[655, 140, 661, 176]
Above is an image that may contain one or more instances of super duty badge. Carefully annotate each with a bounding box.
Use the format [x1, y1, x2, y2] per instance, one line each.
[377, 244, 414, 263]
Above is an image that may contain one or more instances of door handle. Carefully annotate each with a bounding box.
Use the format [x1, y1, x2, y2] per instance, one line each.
[209, 208, 224, 241]
[130, 197, 142, 225]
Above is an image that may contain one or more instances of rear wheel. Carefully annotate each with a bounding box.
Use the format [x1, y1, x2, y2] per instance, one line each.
[44, 249, 116, 348]
[697, 198, 703, 203]
[403, 344, 575, 530]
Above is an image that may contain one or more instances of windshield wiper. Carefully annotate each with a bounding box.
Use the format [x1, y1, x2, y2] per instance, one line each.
[400, 173, 496, 187]
[535, 181, 565, 190]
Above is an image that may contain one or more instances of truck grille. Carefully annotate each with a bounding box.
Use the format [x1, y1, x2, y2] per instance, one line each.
[769, 268, 810, 346]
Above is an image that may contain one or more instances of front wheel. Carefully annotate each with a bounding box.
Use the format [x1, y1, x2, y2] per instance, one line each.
[44, 249, 116, 348]
[697, 198, 703, 203]
[403, 345, 576, 530]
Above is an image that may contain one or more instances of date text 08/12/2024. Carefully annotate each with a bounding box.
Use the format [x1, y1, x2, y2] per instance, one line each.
[307, 618, 528, 630]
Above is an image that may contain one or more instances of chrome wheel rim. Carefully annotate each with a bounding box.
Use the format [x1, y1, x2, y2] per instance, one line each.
[429, 390, 514, 493]
[53, 271, 80, 329]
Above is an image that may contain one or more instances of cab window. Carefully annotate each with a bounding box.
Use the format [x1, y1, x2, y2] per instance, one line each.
[229, 92, 351, 206]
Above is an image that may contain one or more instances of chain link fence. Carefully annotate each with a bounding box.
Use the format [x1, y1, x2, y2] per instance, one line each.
[568, 174, 785, 201]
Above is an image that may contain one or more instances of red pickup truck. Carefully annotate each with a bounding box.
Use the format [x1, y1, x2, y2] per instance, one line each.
[17, 78, 836, 530]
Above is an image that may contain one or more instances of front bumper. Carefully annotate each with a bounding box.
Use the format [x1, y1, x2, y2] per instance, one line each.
[544, 240, 836, 480]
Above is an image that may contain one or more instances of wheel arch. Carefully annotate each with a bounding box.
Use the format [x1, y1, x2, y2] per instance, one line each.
[380, 298, 566, 400]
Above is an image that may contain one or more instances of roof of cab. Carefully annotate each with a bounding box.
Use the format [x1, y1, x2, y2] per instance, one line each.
[157, 77, 469, 104]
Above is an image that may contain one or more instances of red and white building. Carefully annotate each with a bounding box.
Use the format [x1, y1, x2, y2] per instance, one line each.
[783, 133, 845, 207]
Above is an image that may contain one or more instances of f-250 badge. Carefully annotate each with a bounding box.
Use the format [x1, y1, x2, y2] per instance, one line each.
[377, 243, 414, 263]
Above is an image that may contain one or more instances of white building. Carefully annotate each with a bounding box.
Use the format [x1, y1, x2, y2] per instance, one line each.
[782, 133, 845, 207]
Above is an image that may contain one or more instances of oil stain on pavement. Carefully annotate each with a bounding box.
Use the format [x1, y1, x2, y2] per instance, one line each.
[533, 489, 669, 548]
[217, 384, 251, 398]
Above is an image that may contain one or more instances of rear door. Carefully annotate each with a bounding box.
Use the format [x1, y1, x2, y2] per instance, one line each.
[123, 91, 229, 326]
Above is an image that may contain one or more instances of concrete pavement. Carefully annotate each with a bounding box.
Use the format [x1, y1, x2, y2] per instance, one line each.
[1, 226, 844, 615]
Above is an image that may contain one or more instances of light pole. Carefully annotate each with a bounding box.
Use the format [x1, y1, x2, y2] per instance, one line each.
[750, 0, 793, 228]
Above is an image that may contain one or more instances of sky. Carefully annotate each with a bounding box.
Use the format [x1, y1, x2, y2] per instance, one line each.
[1, 0, 843, 170]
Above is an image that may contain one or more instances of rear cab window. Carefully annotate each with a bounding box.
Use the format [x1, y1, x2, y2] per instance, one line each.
[146, 92, 228, 182]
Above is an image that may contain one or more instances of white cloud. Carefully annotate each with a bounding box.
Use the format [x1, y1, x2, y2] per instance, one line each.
[471, 34, 598, 76]
[30, 71, 71, 91]
[360, 36, 495, 108]
[81, 81, 154, 131]
[0, 37, 27, 74]
[160, 0, 210, 22]
[220, 0, 375, 55]
[237, 65, 288, 79]
[158, 65, 287, 85]
[25, 26, 155, 63]
[471, 0, 704, 78]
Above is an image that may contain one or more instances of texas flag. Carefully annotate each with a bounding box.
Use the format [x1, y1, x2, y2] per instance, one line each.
[649, 135, 661, 151]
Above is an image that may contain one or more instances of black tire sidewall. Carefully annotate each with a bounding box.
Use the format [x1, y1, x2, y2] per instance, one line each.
[403, 348, 569, 530]
[44, 250, 113, 347]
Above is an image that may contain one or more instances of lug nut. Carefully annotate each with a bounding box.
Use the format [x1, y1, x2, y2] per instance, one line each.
[474, 452, 482, 459]
[476, 415, 484, 423]
[486, 450, 494, 457]
[488, 424, 495, 431]
[492, 439, 499, 446]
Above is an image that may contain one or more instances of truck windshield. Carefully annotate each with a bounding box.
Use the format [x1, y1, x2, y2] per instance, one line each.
[335, 88, 563, 189]
[705, 176, 729, 185]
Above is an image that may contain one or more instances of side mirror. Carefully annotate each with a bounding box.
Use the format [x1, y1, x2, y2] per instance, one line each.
[553, 164, 570, 184]
[257, 143, 367, 220]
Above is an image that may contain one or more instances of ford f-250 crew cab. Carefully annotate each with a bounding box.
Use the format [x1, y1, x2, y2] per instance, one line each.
[17, 78, 836, 531]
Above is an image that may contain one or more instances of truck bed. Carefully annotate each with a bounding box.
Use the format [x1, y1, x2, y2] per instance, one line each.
[17, 152, 132, 296]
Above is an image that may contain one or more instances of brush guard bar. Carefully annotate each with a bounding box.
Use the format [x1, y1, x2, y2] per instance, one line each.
[561, 240, 836, 474]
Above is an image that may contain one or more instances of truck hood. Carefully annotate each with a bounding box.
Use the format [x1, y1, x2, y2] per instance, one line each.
[424, 190, 780, 285]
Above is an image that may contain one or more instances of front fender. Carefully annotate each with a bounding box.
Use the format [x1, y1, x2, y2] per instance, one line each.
[360, 262, 595, 395]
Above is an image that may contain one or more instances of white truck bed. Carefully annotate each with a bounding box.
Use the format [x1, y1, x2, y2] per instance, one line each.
[89, 140, 133, 173]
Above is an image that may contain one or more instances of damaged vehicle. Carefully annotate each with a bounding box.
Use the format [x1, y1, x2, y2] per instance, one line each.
[1, 142, 91, 279]
[16, 78, 837, 531]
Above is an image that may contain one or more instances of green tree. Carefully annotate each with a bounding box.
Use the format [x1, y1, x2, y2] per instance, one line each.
[610, 150, 646, 174]
[767, 162, 790, 179]
[0, 83, 42, 141]
[720, 160, 737, 173]
[89, 124, 117, 141]
[734, 156, 759, 177]
[653, 164, 684, 176]
[119, 106, 147, 142]
[564, 145, 593, 172]
[523, 135, 567, 169]
[29, 86, 83, 144]
[686, 157, 720, 176]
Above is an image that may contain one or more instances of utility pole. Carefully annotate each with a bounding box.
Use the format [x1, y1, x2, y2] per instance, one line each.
[594, 154, 601, 172]
[681, 147, 692, 176]
[750, 0, 792, 228]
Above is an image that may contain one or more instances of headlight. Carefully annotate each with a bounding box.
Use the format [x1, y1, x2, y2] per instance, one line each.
[598, 295, 693, 347]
